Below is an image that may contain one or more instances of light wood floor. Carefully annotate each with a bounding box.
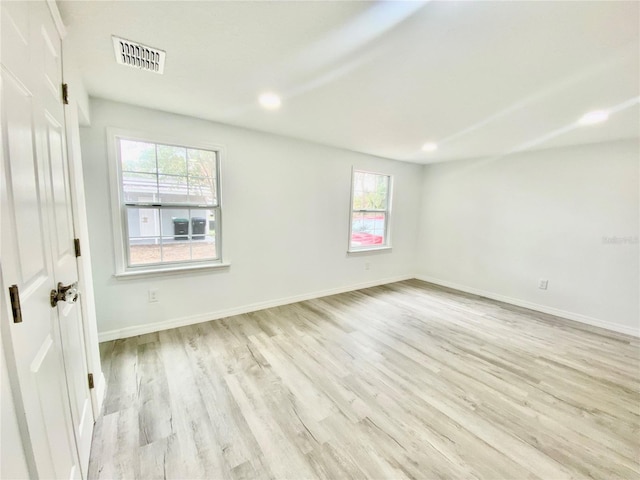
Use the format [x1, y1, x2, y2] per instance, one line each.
[91, 280, 640, 479]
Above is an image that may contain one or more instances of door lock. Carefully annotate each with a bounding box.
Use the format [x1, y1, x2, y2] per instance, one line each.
[50, 282, 79, 308]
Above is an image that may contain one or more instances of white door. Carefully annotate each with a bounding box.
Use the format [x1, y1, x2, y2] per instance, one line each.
[40, 7, 94, 478]
[1, 1, 92, 478]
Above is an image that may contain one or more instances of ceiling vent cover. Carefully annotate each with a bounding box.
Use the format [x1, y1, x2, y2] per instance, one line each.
[112, 36, 165, 74]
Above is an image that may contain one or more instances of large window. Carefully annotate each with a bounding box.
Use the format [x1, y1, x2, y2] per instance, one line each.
[349, 169, 392, 251]
[110, 132, 222, 273]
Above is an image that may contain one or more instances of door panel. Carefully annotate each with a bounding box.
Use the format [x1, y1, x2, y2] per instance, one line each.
[58, 300, 93, 475]
[33, 336, 77, 480]
[41, 25, 60, 102]
[0, 1, 30, 84]
[3, 74, 47, 283]
[46, 113, 74, 258]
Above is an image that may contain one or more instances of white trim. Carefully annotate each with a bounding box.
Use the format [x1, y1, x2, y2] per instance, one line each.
[348, 168, 393, 252]
[46, 0, 67, 38]
[63, 84, 105, 429]
[98, 273, 639, 342]
[106, 127, 225, 276]
[114, 262, 231, 279]
[93, 372, 106, 413]
[106, 128, 125, 273]
[347, 247, 392, 254]
[98, 275, 413, 341]
[415, 274, 640, 338]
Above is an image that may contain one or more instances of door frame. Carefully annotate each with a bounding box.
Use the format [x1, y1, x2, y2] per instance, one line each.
[48, 0, 104, 421]
[62, 77, 105, 420]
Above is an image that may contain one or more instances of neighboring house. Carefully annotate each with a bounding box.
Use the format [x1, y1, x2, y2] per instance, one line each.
[124, 176, 213, 242]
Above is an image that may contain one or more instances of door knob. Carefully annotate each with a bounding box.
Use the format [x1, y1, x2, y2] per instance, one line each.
[50, 282, 79, 308]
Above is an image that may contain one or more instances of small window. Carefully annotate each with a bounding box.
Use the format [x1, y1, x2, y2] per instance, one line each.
[110, 133, 222, 273]
[349, 170, 392, 251]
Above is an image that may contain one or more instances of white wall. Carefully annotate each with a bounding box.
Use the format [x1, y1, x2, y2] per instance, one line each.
[417, 139, 640, 335]
[81, 100, 639, 339]
[81, 99, 422, 340]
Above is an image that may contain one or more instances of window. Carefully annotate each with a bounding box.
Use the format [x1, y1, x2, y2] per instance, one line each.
[349, 169, 392, 251]
[109, 131, 223, 274]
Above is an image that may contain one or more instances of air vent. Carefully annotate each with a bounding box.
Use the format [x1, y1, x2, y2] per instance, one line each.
[112, 36, 165, 74]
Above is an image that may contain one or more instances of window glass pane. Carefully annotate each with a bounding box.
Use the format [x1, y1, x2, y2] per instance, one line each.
[207, 210, 217, 236]
[189, 177, 216, 204]
[188, 148, 217, 204]
[187, 149, 216, 178]
[122, 172, 158, 202]
[363, 173, 375, 192]
[160, 209, 190, 238]
[161, 237, 191, 263]
[128, 237, 161, 265]
[118, 138, 221, 269]
[374, 175, 389, 209]
[351, 212, 386, 247]
[120, 140, 156, 173]
[352, 172, 389, 210]
[189, 210, 209, 240]
[126, 207, 160, 238]
[192, 235, 216, 261]
[158, 175, 188, 203]
[362, 173, 388, 210]
[160, 208, 191, 262]
[157, 144, 187, 176]
[157, 209, 217, 262]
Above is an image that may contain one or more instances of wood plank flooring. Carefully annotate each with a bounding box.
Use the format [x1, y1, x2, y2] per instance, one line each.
[91, 280, 640, 479]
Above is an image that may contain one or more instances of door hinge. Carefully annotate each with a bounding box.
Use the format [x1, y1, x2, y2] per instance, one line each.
[62, 83, 69, 105]
[74, 238, 81, 257]
[9, 285, 22, 323]
[88, 373, 94, 389]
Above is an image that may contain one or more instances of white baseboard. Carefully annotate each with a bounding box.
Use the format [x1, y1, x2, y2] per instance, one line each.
[415, 275, 639, 338]
[98, 275, 413, 342]
[98, 273, 639, 342]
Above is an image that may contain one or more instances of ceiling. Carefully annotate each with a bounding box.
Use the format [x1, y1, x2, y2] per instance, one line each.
[58, 1, 639, 164]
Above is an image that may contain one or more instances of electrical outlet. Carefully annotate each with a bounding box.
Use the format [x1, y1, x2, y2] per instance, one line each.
[148, 289, 159, 303]
[365, 262, 371, 271]
[538, 279, 548, 290]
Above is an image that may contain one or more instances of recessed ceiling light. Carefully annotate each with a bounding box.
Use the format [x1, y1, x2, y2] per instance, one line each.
[578, 110, 609, 126]
[421, 142, 438, 152]
[259, 92, 281, 110]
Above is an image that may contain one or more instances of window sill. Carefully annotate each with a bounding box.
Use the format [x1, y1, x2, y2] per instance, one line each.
[114, 262, 231, 279]
[347, 246, 392, 255]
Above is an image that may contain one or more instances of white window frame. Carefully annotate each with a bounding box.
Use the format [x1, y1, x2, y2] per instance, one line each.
[348, 168, 393, 253]
[107, 127, 228, 277]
